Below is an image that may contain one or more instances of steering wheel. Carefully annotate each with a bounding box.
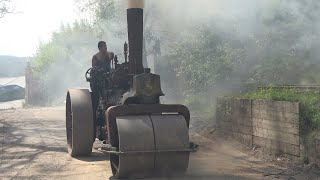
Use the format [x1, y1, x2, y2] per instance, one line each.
[85, 68, 92, 82]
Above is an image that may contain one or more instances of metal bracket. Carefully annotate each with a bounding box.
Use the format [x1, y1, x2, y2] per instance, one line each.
[100, 142, 199, 155]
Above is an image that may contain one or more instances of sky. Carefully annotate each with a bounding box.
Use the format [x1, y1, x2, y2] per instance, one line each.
[0, 0, 78, 57]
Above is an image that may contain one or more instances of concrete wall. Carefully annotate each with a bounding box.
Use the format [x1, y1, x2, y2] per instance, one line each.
[216, 97, 300, 158]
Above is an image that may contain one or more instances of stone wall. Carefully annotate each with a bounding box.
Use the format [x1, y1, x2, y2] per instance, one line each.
[216, 97, 300, 158]
[216, 97, 253, 146]
[25, 64, 47, 106]
[252, 100, 300, 157]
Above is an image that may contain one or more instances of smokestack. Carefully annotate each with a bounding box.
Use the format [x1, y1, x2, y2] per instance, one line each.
[127, 1, 144, 75]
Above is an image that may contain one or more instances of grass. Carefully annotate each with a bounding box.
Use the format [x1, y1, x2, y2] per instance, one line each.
[242, 87, 320, 133]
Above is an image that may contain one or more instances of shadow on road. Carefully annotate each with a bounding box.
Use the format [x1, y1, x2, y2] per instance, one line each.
[0, 110, 70, 178]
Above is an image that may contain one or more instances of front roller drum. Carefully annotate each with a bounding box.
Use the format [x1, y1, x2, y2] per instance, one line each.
[66, 89, 94, 157]
[110, 114, 190, 178]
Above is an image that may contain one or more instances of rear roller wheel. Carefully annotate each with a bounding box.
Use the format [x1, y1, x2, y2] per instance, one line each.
[66, 89, 94, 157]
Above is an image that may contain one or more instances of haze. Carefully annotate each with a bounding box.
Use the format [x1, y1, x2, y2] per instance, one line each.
[0, 0, 77, 57]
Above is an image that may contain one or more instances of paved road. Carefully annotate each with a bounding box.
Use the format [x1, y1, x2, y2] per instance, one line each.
[0, 107, 318, 179]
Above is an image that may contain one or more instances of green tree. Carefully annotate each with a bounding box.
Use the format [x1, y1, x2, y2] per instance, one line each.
[171, 25, 245, 96]
[31, 20, 100, 104]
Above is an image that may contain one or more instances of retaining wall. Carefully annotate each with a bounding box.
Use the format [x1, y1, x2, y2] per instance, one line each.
[216, 97, 300, 158]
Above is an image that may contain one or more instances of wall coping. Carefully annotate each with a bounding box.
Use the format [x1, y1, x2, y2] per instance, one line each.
[218, 96, 300, 103]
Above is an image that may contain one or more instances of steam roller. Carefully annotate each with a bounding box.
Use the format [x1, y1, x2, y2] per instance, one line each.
[66, 6, 197, 179]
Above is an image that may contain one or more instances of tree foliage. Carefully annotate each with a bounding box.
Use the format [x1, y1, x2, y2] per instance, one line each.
[171, 25, 245, 95]
[31, 0, 320, 104]
[75, 0, 126, 38]
[32, 20, 96, 73]
[31, 20, 101, 103]
[167, 0, 320, 99]
[0, 0, 14, 18]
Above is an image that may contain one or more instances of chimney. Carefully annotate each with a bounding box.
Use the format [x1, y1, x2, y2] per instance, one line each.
[127, 8, 144, 75]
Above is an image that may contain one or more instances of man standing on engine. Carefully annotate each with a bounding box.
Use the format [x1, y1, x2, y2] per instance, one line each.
[91, 41, 114, 122]
[92, 41, 114, 71]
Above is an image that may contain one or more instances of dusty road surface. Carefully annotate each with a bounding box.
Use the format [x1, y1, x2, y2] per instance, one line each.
[0, 107, 318, 180]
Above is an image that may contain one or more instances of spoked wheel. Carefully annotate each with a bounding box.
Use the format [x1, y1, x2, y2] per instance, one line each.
[110, 114, 190, 179]
[66, 89, 94, 157]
